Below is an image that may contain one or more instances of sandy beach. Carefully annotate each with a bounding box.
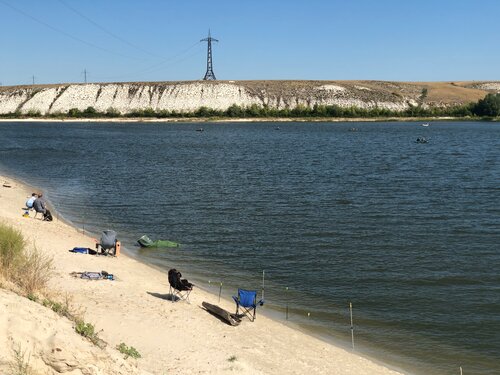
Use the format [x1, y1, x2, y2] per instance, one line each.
[0, 174, 405, 375]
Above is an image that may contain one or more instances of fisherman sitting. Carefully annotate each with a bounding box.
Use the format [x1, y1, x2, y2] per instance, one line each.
[33, 193, 53, 221]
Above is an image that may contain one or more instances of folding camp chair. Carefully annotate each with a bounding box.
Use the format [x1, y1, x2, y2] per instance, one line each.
[33, 205, 44, 219]
[168, 269, 193, 303]
[232, 289, 264, 322]
[95, 230, 118, 256]
[29, 208, 40, 219]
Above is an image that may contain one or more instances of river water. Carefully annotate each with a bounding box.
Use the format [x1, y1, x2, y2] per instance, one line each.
[0, 121, 499, 374]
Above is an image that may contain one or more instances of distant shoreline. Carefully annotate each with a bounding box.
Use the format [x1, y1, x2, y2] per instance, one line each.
[0, 116, 498, 123]
[1, 80, 498, 122]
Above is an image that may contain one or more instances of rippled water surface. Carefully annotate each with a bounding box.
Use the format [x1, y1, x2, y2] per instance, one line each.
[1, 121, 499, 374]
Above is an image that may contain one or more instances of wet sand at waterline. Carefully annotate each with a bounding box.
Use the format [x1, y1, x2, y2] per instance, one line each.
[0, 175, 403, 374]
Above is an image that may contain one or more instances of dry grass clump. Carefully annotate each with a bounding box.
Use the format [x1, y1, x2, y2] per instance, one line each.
[42, 293, 76, 320]
[0, 223, 53, 296]
[14, 247, 54, 296]
[9, 343, 33, 375]
[40, 293, 107, 348]
[0, 223, 26, 274]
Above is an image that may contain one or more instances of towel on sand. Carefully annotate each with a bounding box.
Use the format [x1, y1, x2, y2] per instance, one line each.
[70, 271, 114, 280]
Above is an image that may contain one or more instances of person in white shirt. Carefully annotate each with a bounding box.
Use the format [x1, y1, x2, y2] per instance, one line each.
[26, 193, 37, 209]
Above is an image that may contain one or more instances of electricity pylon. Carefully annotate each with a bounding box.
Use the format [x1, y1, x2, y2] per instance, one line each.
[201, 30, 218, 80]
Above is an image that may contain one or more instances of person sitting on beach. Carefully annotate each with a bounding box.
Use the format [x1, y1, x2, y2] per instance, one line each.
[25, 193, 37, 209]
[33, 193, 53, 221]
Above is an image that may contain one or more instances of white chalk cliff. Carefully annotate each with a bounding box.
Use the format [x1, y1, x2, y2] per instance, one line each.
[0, 80, 496, 115]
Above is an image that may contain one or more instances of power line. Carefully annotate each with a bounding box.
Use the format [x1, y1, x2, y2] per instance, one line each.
[92, 41, 203, 81]
[0, 0, 219, 83]
[0, 0, 139, 60]
[56, 0, 162, 59]
[130, 42, 203, 77]
[134, 47, 204, 79]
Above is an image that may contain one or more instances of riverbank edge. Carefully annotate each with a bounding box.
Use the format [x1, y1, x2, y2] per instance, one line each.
[0, 171, 407, 375]
[0, 116, 498, 123]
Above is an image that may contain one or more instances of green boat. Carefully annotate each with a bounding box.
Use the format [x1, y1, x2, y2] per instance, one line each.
[137, 235, 180, 248]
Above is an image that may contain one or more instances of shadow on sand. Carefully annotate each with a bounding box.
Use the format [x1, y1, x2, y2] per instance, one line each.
[147, 291, 179, 302]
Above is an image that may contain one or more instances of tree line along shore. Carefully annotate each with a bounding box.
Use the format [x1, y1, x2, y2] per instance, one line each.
[1, 93, 499, 121]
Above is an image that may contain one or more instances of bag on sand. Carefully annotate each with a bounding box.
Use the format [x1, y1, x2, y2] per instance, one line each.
[43, 210, 53, 221]
[70, 247, 97, 255]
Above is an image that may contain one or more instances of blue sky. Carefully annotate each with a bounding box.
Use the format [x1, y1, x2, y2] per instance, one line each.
[0, 0, 498, 85]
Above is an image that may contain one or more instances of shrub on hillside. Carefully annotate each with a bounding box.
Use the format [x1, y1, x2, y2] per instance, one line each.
[83, 107, 97, 117]
[0, 224, 25, 276]
[0, 223, 53, 295]
[116, 342, 141, 359]
[67, 108, 81, 117]
[226, 104, 245, 117]
[472, 93, 500, 117]
[75, 319, 106, 348]
[26, 109, 42, 117]
[105, 107, 121, 117]
[10, 343, 33, 375]
[14, 247, 53, 295]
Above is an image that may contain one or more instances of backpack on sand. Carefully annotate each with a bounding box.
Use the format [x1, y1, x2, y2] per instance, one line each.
[44, 210, 53, 221]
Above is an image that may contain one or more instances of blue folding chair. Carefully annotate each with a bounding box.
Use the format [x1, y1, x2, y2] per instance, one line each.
[232, 289, 264, 322]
